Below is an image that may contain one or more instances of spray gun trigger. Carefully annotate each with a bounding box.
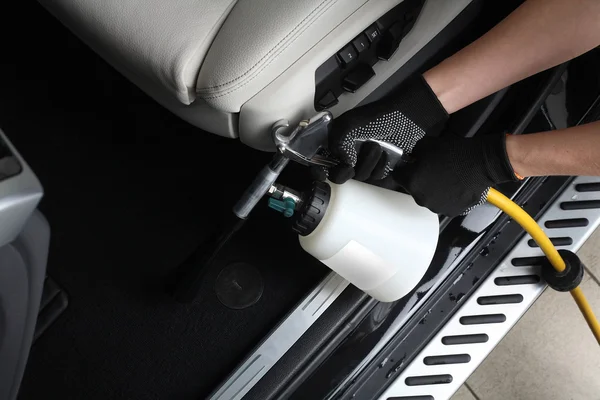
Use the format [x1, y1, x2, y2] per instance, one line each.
[354, 139, 409, 170]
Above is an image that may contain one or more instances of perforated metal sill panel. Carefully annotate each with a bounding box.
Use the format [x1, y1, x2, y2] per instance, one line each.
[378, 176, 600, 400]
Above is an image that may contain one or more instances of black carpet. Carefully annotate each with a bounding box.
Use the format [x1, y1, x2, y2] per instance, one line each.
[1, 3, 327, 399]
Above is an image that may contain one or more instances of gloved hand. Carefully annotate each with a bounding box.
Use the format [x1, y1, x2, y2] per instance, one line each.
[392, 133, 521, 217]
[327, 75, 448, 184]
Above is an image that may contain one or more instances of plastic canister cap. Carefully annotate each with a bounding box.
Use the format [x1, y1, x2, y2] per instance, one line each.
[293, 181, 331, 236]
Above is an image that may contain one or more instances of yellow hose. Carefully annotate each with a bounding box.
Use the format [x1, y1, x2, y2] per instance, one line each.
[487, 188, 600, 344]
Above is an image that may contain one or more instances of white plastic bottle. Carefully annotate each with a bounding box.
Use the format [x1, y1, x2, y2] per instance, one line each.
[295, 180, 439, 302]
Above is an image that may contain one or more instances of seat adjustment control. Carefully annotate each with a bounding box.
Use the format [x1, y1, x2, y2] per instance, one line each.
[337, 44, 358, 66]
[377, 21, 404, 60]
[364, 24, 381, 43]
[314, 0, 426, 111]
[342, 64, 375, 93]
[316, 91, 339, 110]
[352, 34, 370, 54]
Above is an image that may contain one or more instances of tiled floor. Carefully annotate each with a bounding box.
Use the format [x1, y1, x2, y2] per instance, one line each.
[452, 228, 600, 400]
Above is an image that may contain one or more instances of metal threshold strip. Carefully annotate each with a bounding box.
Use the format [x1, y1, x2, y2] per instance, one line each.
[378, 176, 600, 400]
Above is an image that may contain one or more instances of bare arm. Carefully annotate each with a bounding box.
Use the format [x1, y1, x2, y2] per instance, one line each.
[423, 0, 600, 179]
[424, 0, 600, 114]
[330, 0, 600, 189]
[506, 121, 600, 177]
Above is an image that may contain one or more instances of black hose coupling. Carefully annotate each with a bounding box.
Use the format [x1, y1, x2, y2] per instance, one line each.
[541, 250, 585, 292]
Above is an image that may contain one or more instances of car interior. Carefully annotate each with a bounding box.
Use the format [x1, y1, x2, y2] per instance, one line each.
[2, 0, 600, 399]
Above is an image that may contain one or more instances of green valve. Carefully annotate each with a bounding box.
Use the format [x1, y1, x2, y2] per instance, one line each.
[268, 198, 296, 218]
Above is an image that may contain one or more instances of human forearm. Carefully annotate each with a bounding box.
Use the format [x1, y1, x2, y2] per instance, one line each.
[506, 121, 600, 177]
[423, 0, 600, 114]
[391, 121, 600, 216]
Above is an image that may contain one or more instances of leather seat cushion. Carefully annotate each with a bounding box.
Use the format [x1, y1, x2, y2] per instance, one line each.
[38, 0, 239, 105]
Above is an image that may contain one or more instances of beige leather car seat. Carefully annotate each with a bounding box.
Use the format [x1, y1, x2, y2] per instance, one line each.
[38, 0, 473, 150]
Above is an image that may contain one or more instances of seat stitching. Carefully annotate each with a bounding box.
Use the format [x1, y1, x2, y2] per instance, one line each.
[199, 0, 346, 100]
[197, 0, 337, 93]
[179, 0, 240, 103]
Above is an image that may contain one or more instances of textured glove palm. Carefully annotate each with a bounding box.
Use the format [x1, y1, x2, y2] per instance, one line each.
[392, 133, 520, 217]
[328, 75, 448, 183]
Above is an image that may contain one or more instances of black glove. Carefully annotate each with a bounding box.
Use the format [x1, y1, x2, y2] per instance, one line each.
[392, 133, 521, 217]
[327, 75, 448, 184]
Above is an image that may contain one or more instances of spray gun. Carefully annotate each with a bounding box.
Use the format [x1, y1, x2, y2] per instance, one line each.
[231, 112, 334, 220]
[232, 112, 408, 219]
[170, 111, 435, 303]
